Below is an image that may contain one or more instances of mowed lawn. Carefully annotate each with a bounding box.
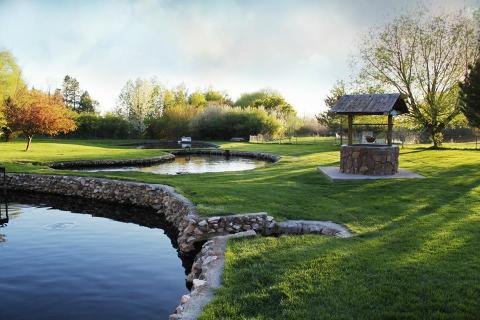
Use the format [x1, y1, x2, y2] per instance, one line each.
[1, 138, 479, 319]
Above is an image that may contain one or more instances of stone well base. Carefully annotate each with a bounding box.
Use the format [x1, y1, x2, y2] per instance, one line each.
[340, 144, 399, 175]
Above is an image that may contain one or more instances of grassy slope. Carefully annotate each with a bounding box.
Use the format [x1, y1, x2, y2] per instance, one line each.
[1, 138, 479, 318]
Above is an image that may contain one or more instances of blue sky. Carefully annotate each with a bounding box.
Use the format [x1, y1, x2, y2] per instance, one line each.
[0, 0, 478, 115]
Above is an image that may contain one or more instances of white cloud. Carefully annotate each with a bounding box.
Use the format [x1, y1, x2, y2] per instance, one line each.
[1, 0, 478, 115]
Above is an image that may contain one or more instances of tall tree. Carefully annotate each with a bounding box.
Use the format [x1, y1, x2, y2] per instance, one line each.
[356, 11, 478, 147]
[0, 50, 26, 141]
[78, 91, 98, 113]
[316, 81, 346, 130]
[4, 88, 76, 150]
[460, 58, 480, 128]
[0, 50, 25, 99]
[62, 75, 81, 112]
[116, 78, 163, 135]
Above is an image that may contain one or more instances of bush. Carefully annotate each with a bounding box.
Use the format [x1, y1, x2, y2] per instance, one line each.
[68, 113, 132, 139]
[145, 104, 197, 139]
[191, 106, 282, 139]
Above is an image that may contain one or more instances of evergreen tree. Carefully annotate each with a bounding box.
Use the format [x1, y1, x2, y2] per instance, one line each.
[78, 91, 98, 113]
[460, 59, 480, 128]
[62, 75, 81, 111]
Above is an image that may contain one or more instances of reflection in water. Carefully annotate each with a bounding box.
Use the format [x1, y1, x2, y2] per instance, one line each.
[74, 155, 266, 175]
[0, 191, 192, 320]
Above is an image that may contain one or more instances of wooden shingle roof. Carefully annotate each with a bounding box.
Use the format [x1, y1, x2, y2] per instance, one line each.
[330, 93, 409, 115]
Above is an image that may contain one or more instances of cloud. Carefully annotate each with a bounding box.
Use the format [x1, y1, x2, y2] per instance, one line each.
[1, 0, 478, 115]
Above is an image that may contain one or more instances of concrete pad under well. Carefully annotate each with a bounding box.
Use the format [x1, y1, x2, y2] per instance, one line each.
[318, 166, 423, 182]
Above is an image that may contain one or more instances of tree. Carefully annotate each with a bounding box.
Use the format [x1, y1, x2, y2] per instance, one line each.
[235, 90, 270, 108]
[235, 89, 295, 119]
[460, 58, 480, 128]
[116, 78, 163, 135]
[252, 94, 295, 119]
[316, 81, 346, 131]
[0, 50, 25, 99]
[0, 50, 26, 141]
[78, 91, 98, 113]
[188, 91, 207, 108]
[3, 88, 76, 150]
[356, 11, 478, 147]
[62, 75, 81, 112]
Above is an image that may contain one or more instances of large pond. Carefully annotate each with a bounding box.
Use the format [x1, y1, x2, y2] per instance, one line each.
[0, 193, 190, 320]
[74, 155, 266, 175]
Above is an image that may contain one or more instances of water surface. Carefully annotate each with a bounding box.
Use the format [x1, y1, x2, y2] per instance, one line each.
[0, 193, 188, 320]
[76, 155, 265, 174]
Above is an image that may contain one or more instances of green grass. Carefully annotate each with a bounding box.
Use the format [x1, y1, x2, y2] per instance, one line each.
[1, 137, 479, 319]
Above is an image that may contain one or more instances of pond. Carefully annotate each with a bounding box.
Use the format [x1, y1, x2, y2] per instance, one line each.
[74, 155, 266, 175]
[0, 192, 190, 320]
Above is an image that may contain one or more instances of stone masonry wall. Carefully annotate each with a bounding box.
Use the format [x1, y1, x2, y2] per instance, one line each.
[340, 145, 399, 175]
[5, 174, 274, 252]
[50, 154, 175, 169]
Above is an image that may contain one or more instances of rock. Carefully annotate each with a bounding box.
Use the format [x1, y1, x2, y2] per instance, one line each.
[180, 294, 190, 304]
[192, 279, 207, 289]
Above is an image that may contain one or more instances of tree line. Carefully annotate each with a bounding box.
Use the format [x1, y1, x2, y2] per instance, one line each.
[0, 50, 304, 149]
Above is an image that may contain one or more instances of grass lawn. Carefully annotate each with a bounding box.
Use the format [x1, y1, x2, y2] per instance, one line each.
[1, 138, 479, 319]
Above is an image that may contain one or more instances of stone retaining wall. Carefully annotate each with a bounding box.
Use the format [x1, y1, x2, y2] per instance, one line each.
[170, 149, 281, 163]
[50, 154, 175, 169]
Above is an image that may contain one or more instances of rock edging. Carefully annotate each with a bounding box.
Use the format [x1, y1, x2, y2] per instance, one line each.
[170, 231, 257, 320]
[171, 149, 281, 163]
[49, 153, 175, 169]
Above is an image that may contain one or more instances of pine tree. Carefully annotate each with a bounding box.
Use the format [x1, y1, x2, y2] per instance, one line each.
[460, 59, 480, 128]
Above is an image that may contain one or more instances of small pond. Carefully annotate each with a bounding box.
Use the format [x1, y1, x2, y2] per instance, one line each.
[0, 192, 190, 320]
[74, 155, 266, 175]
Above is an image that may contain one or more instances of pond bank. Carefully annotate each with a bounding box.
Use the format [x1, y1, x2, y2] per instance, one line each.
[5, 173, 351, 319]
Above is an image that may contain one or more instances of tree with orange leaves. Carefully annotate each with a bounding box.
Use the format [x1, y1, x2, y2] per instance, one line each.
[3, 88, 77, 150]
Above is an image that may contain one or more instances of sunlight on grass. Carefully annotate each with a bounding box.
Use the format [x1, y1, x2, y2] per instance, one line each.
[1, 138, 479, 319]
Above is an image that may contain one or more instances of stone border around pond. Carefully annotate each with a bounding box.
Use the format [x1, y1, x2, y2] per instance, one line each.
[48, 149, 281, 169]
[49, 153, 176, 169]
[5, 173, 351, 320]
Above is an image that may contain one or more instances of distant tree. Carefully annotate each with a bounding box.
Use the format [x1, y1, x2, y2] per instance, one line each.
[235, 90, 270, 108]
[235, 89, 295, 119]
[78, 91, 98, 113]
[4, 88, 76, 150]
[252, 94, 295, 119]
[356, 11, 478, 148]
[188, 91, 207, 108]
[116, 78, 163, 135]
[316, 81, 346, 130]
[460, 58, 480, 129]
[62, 75, 81, 111]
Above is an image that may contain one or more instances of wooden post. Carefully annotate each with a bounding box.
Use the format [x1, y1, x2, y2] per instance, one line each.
[387, 114, 393, 146]
[348, 115, 353, 145]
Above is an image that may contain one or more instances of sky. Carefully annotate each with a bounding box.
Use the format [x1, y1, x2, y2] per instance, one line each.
[1, 0, 479, 116]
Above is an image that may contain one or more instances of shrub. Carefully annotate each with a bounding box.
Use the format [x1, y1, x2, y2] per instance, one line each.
[69, 113, 131, 139]
[145, 104, 197, 139]
[191, 105, 282, 139]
